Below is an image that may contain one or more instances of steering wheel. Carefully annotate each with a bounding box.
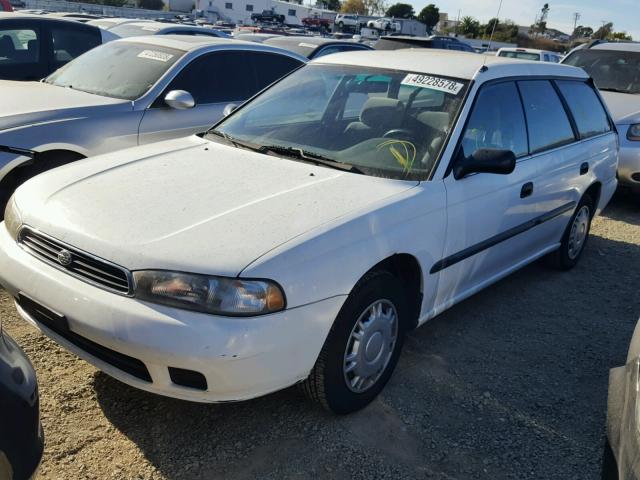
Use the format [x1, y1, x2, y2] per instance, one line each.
[382, 129, 417, 142]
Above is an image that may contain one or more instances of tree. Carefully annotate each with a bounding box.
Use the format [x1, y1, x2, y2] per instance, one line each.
[364, 0, 386, 16]
[609, 31, 632, 41]
[593, 22, 613, 40]
[459, 16, 480, 38]
[417, 4, 439, 35]
[483, 17, 499, 36]
[138, 0, 164, 9]
[340, 0, 365, 14]
[318, 0, 341, 11]
[385, 2, 413, 19]
[572, 25, 593, 38]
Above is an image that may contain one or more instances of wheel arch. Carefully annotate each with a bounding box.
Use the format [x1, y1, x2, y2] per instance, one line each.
[584, 181, 602, 217]
[359, 253, 424, 331]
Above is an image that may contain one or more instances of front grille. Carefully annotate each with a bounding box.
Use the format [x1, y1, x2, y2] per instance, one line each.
[17, 295, 151, 383]
[18, 227, 132, 295]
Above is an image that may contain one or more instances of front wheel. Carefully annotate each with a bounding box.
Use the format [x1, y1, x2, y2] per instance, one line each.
[301, 270, 407, 414]
[546, 194, 594, 270]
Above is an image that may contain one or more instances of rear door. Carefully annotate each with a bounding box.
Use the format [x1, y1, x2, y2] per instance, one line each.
[437, 80, 541, 300]
[0, 19, 46, 80]
[530, 79, 616, 245]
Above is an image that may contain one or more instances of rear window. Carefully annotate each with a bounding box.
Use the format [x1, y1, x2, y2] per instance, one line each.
[110, 23, 162, 37]
[518, 80, 575, 153]
[498, 51, 541, 61]
[556, 80, 611, 139]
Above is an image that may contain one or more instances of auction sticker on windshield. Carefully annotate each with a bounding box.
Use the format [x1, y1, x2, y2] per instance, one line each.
[137, 50, 174, 62]
[401, 74, 464, 95]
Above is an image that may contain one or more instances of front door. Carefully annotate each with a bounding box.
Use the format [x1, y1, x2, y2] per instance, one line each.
[435, 80, 542, 306]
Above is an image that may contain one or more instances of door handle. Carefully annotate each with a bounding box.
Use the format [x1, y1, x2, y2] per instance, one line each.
[520, 182, 534, 198]
[580, 162, 589, 175]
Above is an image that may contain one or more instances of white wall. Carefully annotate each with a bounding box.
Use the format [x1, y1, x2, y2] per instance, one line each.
[196, 0, 333, 25]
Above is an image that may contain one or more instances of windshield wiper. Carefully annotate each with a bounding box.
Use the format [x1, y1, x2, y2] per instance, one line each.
[259, 145, 365, 174]
[207, 130, 264, 152]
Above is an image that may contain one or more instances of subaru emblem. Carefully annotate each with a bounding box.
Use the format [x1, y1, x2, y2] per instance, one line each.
[57, 249, 73, 267]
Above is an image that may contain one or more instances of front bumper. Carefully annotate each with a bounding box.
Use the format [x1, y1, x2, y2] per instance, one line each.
[618, 136, 640, 190]
[0, 224, 345, 402]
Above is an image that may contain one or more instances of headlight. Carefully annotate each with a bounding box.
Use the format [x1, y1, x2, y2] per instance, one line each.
[3, 194, 22, 241]
[627, 124, 640, 141]
[133, 270, 286, 316]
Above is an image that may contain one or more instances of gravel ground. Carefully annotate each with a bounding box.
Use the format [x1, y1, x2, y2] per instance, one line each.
[1, 192, 639, 480]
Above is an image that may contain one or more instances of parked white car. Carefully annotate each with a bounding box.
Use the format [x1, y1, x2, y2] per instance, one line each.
[0, 51, 618, 413]
[367, 17, 400, 32]
[0, 35, 306, 213]
[86, 17, 153, 30]
[562, 42, 640, 192]
[497, 47, 561, 63]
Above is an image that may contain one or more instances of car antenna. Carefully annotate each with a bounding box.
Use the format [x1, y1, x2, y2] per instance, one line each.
[482, 0, 504, 70]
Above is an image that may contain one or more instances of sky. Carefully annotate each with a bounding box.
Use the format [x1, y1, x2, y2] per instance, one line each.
[404, 0, 639, 40]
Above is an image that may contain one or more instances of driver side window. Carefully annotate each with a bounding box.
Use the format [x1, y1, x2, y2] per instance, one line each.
[461, 81, 528, 159]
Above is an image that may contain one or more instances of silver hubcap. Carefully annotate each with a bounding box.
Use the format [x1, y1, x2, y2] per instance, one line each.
[568, 205, 590, 260]
[343, 299, 398, 393]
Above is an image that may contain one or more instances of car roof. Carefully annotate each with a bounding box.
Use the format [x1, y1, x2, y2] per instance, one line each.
[591, 42, 640, 52]
[264, 36, 358, 48]
[0, 11, 81, 22]
[118, 34, 241, 51]
[117, 34, 308, 62]
[313, 49, 588, 81]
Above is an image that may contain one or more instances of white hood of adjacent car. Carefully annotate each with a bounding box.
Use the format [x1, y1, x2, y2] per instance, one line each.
[16, 137, 417, 276]
[0, 81, 131, 132]
[600, 91, 640, 125]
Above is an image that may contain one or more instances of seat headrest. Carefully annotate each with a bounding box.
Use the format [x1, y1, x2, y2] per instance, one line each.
[417, 111, 451, 132]
[360, 97, 405, 128]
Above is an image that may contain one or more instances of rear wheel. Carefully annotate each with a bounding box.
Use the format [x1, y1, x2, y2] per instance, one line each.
[301, 270, 407, 414]
[546, 194, 594, 270]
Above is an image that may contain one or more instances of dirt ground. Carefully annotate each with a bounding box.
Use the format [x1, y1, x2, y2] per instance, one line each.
[1, 192, 639, 480]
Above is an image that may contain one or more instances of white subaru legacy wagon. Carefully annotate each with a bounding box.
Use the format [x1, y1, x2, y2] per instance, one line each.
[0, 50, 618, 413]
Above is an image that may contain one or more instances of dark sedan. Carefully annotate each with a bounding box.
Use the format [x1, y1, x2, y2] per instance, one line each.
[262, 35, 372, 59]
[0, 316, 43, 480]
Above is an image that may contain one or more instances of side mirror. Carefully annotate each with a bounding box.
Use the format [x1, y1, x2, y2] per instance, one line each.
[453, 148, 516, 180]
[164, 90, 195, 110]
[223, 103, 239, 117]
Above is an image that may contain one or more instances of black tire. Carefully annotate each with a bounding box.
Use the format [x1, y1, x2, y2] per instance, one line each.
[601, 437, 618, 480]
[301, 270, 408, 414]
[546, 193, 594, 270]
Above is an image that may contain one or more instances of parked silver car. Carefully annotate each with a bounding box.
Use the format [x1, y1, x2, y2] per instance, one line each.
[0, 35, 306, 214]
[563, 42, 640, 193]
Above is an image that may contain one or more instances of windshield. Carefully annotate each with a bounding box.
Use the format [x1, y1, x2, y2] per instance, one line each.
[211, 64, 469, 180]
[563, 49, 640, 94]
[45, 42, 183, 100]
[110, 23, 163, 37]
[499, 51, 541, 61]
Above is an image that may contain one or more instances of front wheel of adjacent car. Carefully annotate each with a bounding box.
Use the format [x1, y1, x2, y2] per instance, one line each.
[301, 270, 408, 414]
[546, 193, 594, 270]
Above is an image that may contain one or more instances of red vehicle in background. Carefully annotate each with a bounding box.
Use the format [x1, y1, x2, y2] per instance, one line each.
[0, 0, 13, 11]
[302, 15, 330, 29]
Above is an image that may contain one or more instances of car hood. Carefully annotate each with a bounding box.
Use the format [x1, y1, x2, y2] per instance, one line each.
[600, 91, 640, 125]
[0, 81, 131, 132]
[17, 136, 418, 276]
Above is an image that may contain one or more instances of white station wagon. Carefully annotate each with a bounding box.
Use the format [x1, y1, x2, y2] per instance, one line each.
[0, 50, 618, 413]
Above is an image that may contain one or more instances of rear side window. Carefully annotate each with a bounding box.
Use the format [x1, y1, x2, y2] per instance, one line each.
[556, 80, 611, 139]
[246, 51, 302, 90]
[51, 26, 101, 62]
[0, 28, 40, 64]
[518, 80, 575, 153]
[461, 81, 528, 158]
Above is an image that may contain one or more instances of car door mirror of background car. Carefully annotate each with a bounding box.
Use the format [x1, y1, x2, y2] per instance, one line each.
[164, 90, 195, 110]
[223, 103, 238, 117]
[453, 148, 516, 180]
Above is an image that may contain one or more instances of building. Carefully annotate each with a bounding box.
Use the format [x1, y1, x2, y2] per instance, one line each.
[195, 0, 335, 25]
